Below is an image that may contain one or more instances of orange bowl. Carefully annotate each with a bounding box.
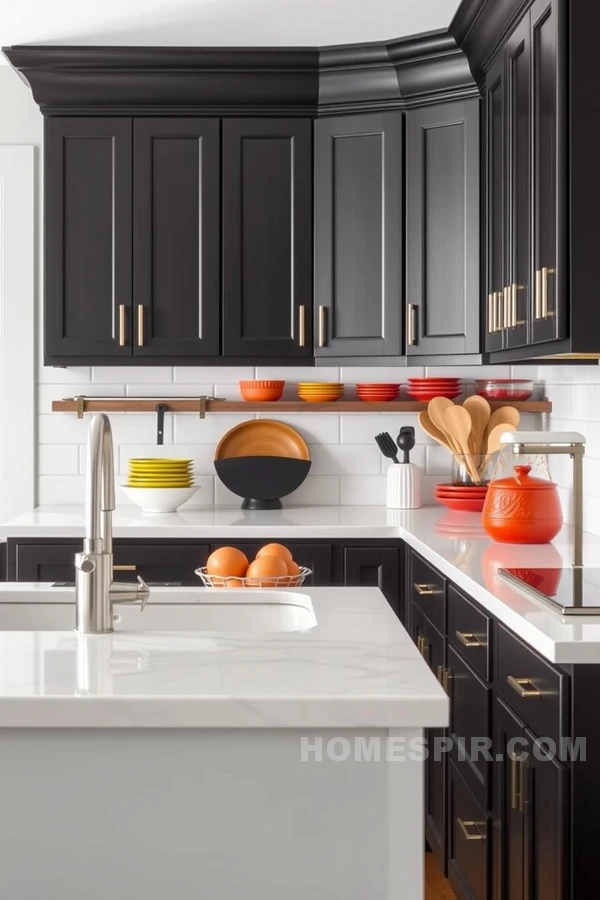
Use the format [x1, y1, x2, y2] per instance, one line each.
[239, 381, 285, 402]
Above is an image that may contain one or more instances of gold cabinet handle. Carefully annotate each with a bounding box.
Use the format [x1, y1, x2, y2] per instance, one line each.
[540, 266, 556, 319]
[114, 565, 137, 572]
[458, 819, 485, 841]
[510, 754, 520, 810]
[507, 676, 542, 698]
[496, 290, 505, 331]
[503, 286, 511, 330]
[407, 303, 417, 346]
[487, 293, 494, 334]
[137, 305, 145, 347]
[519, 758, 529, 813]
[511, 283, 525, 328]
[298, 305, 306, 347]
[437, 666, 451, 694]
[318, 305, 327, 348]
[414, 583, 434, 595]
[456, 631, 482, 648]
[535, 269, 543, 319]
[416, 635, 429, 658]
[118, 304, 126, 347]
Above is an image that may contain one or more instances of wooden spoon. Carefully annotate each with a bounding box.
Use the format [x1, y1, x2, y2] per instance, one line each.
[444, 405, 481, 483]
[427, 397, 461, 455]
[418, 411, 462, 464]
[486, 422, 516, 455]
[463, 395, 491, 456]
[485, 406, 520, 443]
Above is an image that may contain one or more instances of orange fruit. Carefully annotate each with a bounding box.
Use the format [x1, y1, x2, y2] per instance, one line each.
[206, 546, 249, 578]
[286, 559, 301, 577]
[246, 555, 288, 587]
[256, 543, 293, 564]
[225, 577, 245, 589]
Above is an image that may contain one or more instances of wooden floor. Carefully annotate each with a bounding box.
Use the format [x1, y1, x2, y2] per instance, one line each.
[425, 853, 456, 900]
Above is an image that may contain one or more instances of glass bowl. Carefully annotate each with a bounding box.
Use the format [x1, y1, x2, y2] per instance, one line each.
[475, 379, 533, 401]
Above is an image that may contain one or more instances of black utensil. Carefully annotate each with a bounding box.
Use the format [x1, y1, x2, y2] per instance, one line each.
[397, 426, 416, 464]
[375, 432, 400, 464]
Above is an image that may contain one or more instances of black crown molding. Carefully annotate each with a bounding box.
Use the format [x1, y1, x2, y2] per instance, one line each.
[449, 0, 532, 80]
[3, 32, 477, 117]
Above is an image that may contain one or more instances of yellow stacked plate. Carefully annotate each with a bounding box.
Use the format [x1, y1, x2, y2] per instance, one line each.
[127, 458, 194, 488]
[297, 383, 345, 403]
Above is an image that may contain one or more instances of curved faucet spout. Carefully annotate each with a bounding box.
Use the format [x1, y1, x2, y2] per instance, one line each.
[85, 414, 115, 545]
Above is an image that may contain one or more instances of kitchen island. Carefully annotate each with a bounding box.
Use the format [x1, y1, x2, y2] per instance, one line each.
[0, 584, 447, 900]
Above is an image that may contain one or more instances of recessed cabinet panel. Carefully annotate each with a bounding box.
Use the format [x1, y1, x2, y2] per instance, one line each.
[406, 100, 480, 356]
[314, 113, 402, 357]
[45, 118, 133, 362]
[506, 19, 531, 350]
[133, 119, 220, 357]
[222, 119, 313, 358]
[485, 58, 506, 352]
[531, 0, 564, 344]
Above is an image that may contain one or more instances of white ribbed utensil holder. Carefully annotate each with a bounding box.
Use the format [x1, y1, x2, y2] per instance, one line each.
[386, 463, 421, 509]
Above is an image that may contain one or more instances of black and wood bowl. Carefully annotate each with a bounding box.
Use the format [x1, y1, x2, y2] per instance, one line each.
[214, 456, 311, 510]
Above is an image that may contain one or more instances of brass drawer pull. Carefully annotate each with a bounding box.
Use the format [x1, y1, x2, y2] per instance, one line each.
[507, 676, 542, 698]
[414, 583, 438, 596]
[540, 266, 556, 319]
[511, 283, 525, 327]
[457, 819, 485, 841]
[456, 631, 482, 648]
[298, 305, 306, 347]
[137, 304, 145, 347]
[487, 293, 495, 334]
[114, 565, 138, 572]
[535, 269, 543, 319]
[437, 667, 451, 694]
[407, 303, 417, 346]
[495, 290, 504, 331]
[318, 305, 327, 348]
[118, 304, 126, 347]
[417, 635, 429, 658]
[510, 755, 520, 810]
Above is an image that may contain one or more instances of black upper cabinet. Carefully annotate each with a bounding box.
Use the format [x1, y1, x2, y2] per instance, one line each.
[45, 118, 133, 363]
[132, 119, 220, 357]
[484, 56, 506, 354]
[314, 114, 402, 358]
[222, 119, 313, 358]
[406, 100, 480, 358]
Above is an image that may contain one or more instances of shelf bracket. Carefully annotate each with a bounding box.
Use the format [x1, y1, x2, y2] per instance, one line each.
[75, 395, 86, 420]
[199, 396, 207, 419]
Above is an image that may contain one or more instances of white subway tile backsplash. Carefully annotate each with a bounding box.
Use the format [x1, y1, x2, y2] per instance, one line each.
[309, 444, 381, 476]
[340, 413, 422, 444]
[339, 366, 417, 383]
[380, 446, 427, 473]
[256, 412, 340, 445]
[287, 476, 340, 506]
[38, 475, 86, 505]
[340, 475, 386, 506]
[109, 414, 173, 445]
[93, 367, 174, 384]
[39, 366, 91, 384]
[425, 444, 454, 476]
[125, 383, 213, 398]
[174, 414, 251, 445]
[38, 445, 80, 476]
[39, 413, 92, 444]
[174, 366, 254, 383]
[256, 366, 340, 383]
[38, 383, 125, 414]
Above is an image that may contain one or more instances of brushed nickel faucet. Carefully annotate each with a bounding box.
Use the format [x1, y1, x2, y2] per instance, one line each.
[75, 414, 150, 634]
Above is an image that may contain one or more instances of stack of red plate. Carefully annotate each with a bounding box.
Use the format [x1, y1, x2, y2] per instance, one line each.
[434, 483, 488, 512]
[356, 383, 400, 402]
[407, 377, 462, 401]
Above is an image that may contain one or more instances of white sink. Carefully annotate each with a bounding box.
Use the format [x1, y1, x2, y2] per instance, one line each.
[0, 591, 317, 633]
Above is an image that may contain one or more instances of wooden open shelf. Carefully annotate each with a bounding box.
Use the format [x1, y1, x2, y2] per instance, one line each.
[51, 398, 553, 415]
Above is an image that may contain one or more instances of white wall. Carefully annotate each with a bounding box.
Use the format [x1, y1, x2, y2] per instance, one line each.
[1, 64, 546, 510]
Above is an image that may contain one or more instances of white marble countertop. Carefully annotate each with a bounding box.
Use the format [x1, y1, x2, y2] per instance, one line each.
[0, 584, 448, 729]
[3, 505, 600, 663]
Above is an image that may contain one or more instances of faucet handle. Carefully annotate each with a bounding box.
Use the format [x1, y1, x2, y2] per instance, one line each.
[110, 575, 150, 610]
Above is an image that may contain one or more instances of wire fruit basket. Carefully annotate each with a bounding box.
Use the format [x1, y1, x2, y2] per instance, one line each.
[195, 567, 312, 589]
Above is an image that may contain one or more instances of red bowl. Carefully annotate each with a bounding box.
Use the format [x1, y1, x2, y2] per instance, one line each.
[435, 495, 486, 512]
[407, 391, 462, 401]
[356, 383, 400, 388]
[408, 378, 461, 384]
[435, 487, 489, 496]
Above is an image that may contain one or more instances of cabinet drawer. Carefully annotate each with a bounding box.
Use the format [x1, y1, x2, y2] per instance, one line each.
[410, 552, 446, 633]
[448, 761, 490, 900]
[448, 585, 492, 682]
[448, 646, 491, 811]
[496, 623, 568, 746]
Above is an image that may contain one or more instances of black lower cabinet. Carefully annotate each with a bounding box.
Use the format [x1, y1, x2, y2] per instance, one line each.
[448, 644, 492, 810]
[422, 614, 448, 874]
[342, 546, 401, 617]
[448, 760, 491, 900]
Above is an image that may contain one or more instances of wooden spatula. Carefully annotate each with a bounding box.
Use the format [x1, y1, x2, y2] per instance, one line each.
[463, 395, 491, 456]
[444, 405, 481, 483]
[486, 422, 514, 455]
[418, 411, 462, 465]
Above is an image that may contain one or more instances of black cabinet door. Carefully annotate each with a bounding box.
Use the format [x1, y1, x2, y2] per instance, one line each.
[132, 119, 220, 358]
[222, 119, 312, 358]
[522, 728, 567, 900]
[423, 617, 448, 875]
[406, 100, 480, 357]
[484, 56, 507, 353]
[45, 118, 133, 363]
[505, 17, 532, 350]
[342, 546, 401, 617]
[530, 0, 564, 344]
[314, 113, 402, 358]
[448, 761, 491, 900]
[494, 697, 526, 900]
[9, 541, 79, 583]
[448, 645, 492, 811]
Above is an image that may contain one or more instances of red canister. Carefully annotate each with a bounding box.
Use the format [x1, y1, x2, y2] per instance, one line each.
[482, 465, 563, 544]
